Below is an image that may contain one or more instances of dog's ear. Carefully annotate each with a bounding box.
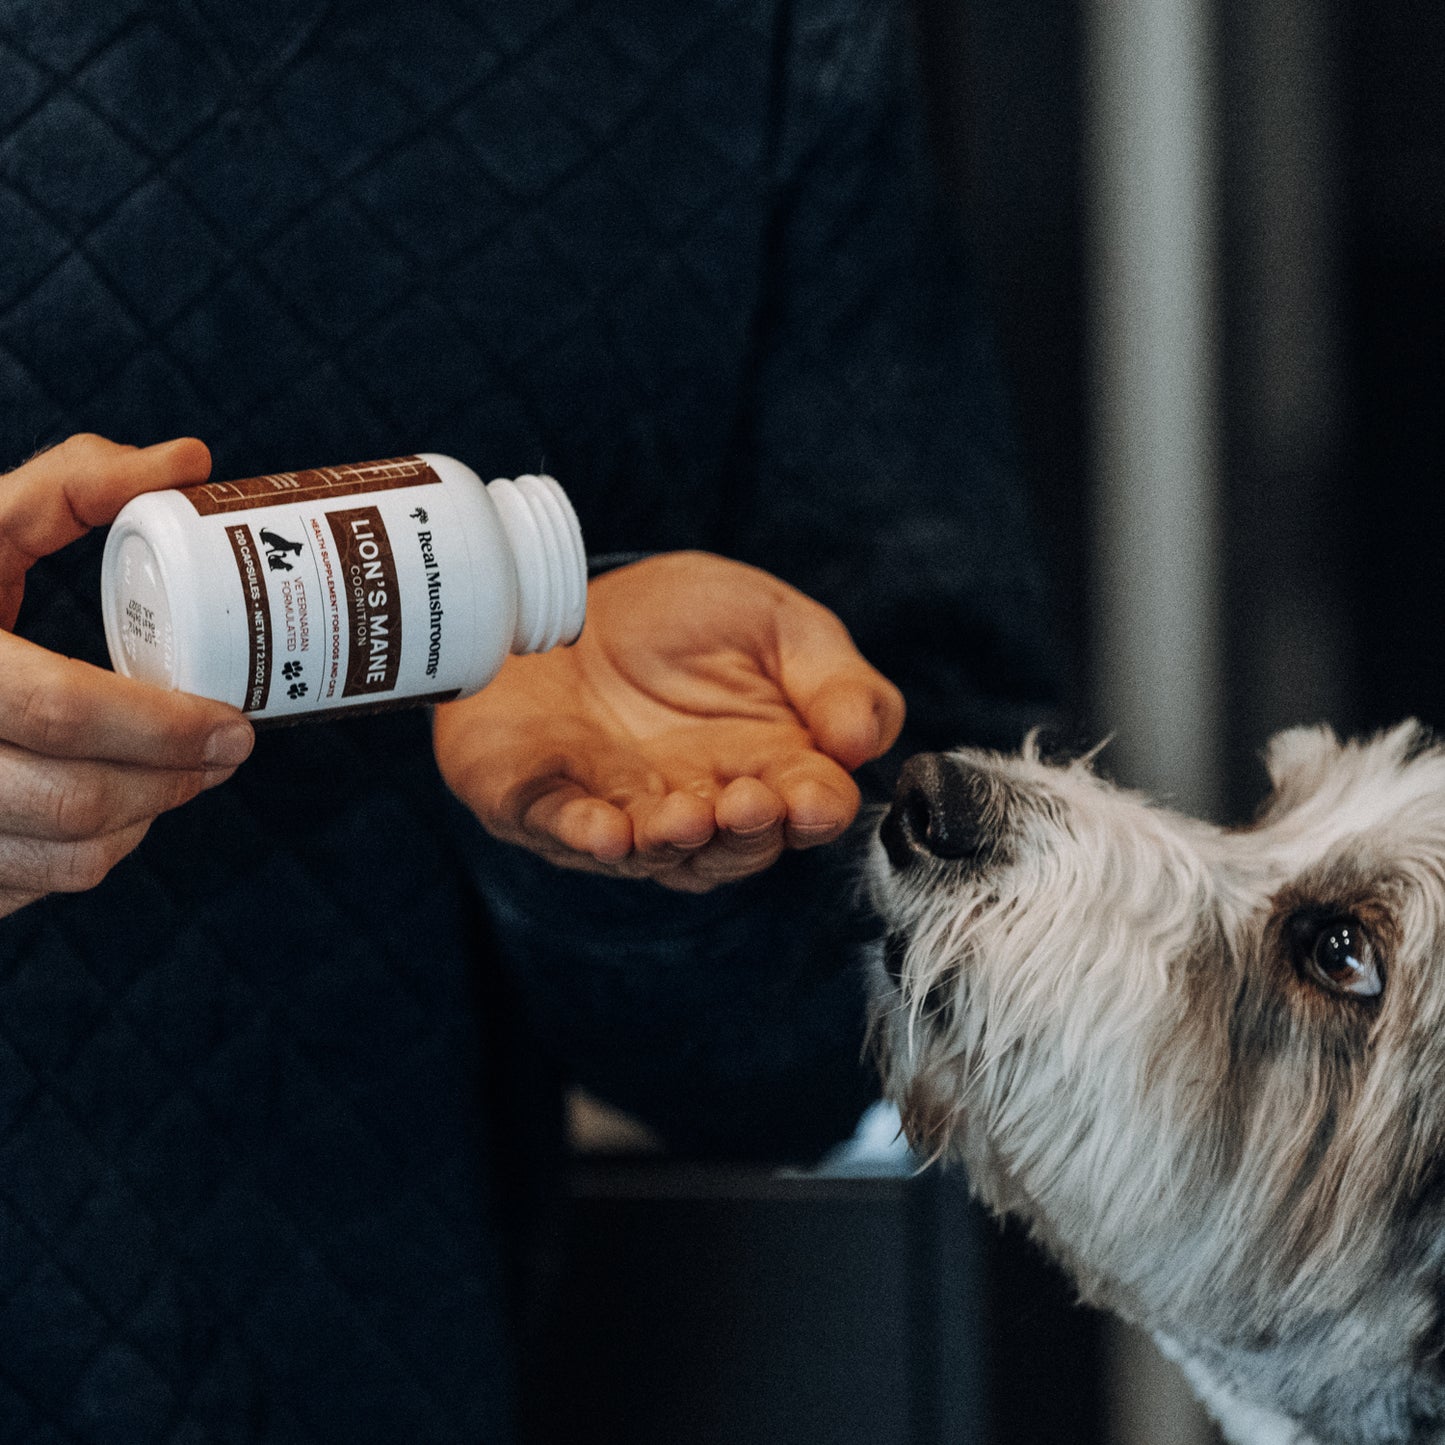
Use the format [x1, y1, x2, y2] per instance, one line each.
[1263, 725, 1342, 800]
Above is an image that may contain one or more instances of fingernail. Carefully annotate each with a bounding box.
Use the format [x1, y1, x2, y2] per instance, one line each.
[790, 819, 842, 838]
[204, 721, 254, 768]
[725, 819, 779, 840]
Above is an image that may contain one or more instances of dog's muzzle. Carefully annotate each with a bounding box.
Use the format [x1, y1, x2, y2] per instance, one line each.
[880, 753, 995, 872]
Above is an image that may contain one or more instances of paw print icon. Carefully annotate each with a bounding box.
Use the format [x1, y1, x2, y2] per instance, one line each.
[282, 661, 303, 680]
[287, 682, 308, 700]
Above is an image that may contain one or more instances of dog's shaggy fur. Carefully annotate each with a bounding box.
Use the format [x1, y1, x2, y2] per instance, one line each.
[868, 723, 1445, 1445]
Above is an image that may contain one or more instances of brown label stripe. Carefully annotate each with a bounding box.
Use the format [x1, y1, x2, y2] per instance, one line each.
[327, 505, 403, 697]
[182, 456, 439, 516]
[225, 524, 272, 712]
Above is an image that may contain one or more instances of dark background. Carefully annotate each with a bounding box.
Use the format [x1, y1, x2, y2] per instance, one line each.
[527, 1, 1445, 1440]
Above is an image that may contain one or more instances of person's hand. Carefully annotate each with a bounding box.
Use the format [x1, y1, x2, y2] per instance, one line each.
[433, 551, 905, 892]
[0, 434, 255, 920]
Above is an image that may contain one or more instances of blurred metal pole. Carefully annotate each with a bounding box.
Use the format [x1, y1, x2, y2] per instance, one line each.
[1084, 0, 1223, 1438]
[1085, 0, 1224, 823]
[1218, 0, 1348, 798]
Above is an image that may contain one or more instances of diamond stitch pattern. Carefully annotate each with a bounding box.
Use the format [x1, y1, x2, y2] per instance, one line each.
[2, 1, 145, 78]
[7, 257, 146, 408]
[0, 183, 67, 312]
[0, 94, 149, 235]
[0, 44, 46, 130]
[74, 21, 222, 156]
[87, 178, 225, 328]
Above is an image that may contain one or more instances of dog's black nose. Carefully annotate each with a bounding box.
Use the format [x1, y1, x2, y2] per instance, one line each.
[880, 753, 989, 870]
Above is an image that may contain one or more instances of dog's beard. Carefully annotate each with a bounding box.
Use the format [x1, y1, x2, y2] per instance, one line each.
[867, 773, 1234, 1328]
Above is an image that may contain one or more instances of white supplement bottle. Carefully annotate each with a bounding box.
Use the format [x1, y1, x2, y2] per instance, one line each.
[101, 454, 586, 723]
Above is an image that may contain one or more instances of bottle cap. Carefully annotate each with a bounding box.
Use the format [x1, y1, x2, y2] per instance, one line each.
[485, 474, 587, 652]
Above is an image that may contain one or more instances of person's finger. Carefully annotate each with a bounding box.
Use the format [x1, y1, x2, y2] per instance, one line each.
[760, 751, 863, 849]
[650, 861, 727, 895]
[780, 775, 859, 848]
[633, 777, 799, 893]
[694, 827, 787, 884]
[800, 672, 907, 768]
[0, 434, 211, 577]
[714, 775, 785, 837]
[0, 741, 237, 842]
[629, 788, 717, 855]
[773, 598, 906, 770]
[436, 706, 679, 863]
[521, 784, 634, 863]
[0, 818, 152, 896]
[0, 631, 252, 768]
[640, 776, 786, 884]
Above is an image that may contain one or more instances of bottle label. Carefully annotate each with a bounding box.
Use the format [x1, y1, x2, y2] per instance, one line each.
[224, 523, 274, 711]
[327, 505, 403, 697]
[188, 459, 481, 717]
[183, 456, 439, 515]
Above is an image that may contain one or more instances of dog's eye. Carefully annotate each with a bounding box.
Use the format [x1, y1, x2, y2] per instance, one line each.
[1303, 919, 1383, 999]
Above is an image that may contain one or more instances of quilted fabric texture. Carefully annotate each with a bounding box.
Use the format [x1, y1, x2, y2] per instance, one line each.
[0, 1, 1060, 1440]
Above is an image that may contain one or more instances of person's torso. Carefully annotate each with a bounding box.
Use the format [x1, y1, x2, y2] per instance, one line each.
[0, 3, 793, 1436]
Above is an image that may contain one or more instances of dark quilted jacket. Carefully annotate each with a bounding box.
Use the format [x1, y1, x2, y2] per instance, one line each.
[0, 2, 1059, 1440]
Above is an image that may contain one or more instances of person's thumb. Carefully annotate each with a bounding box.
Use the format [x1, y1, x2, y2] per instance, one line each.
[775, 596, 905, 771]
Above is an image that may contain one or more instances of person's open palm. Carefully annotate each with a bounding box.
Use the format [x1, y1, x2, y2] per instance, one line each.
[433, 552, 905, 892]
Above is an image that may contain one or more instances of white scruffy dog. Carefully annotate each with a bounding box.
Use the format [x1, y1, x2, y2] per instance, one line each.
[868, 722, 1445, 1445]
